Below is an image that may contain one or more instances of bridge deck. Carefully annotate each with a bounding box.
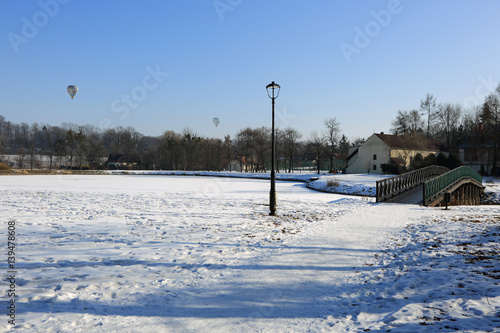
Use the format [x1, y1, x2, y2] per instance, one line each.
[384, 184, 423, 205]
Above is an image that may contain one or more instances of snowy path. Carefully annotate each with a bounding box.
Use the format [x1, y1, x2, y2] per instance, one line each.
[1, 175, 499, 332]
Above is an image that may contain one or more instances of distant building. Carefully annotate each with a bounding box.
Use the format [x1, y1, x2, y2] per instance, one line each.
[457, 141, 493, 175]
[346, 133, 447, 174]
[106, 154, 140, 169]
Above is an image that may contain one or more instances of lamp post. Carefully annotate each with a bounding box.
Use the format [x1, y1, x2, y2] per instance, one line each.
[266, 81, 280, 216]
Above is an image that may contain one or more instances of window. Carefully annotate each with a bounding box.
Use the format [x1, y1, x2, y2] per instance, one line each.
[373, 165, 377, 171]
[373, 154, 377, 160]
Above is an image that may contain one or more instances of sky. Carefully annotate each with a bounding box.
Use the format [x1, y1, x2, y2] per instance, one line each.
[1, 0, 500, 142]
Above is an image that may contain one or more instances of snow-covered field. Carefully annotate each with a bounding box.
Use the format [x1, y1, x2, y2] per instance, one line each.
[1, 173, 499, 332]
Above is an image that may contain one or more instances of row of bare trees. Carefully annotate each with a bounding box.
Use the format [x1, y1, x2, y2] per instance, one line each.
[0, 120, 237, 171]
[0, 121, 145, 170]
[155, 129, 233, 171]
[0, 114, 347, 172]
[235, 127, 302, 172]
[234, 118, 348, 174]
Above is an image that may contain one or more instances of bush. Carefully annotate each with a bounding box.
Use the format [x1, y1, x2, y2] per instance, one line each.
[0, 163, 11, 170]
[326, 177, 339, 188]
[381, 160, 401, 174]
[423, 153, 437, 167]
[445, 154, 462, 169]
[409, 153, 425, 170]
[436, 153, 447, 167]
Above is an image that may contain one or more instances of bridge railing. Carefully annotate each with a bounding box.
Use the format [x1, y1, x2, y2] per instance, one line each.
[423, 166, 482, 206]
[376, 165, 449, 203]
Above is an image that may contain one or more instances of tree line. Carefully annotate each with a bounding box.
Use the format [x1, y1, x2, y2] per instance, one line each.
[2, 81, 498, 174]
[0, 116, 346, 173]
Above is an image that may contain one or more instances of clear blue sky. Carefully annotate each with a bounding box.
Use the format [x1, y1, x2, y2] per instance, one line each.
[1, 0, 499, 142]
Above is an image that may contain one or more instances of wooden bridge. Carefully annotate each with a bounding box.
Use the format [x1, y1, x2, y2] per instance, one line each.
[376, 165, 484, 206]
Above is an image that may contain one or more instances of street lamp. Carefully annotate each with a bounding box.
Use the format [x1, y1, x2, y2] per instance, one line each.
[266, 81, 280, 216]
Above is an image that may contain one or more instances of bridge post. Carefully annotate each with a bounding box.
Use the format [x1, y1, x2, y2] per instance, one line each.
[463, 185, 467, 205]
[465, 184, 470, 205]
[422, 183, 426, 206]
[468, 184, 473, 205]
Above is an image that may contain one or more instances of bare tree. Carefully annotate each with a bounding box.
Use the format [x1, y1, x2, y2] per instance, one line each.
[80, 126, 105, 169]
[0, 116, 7, 160]
[391, 110, 410, 134]
[120, 126, 143, 164]
[391, 110, 424, 135]
[64, 128, 84, 169]
[351, 137, 365, 147]
[307, 131, 327, 174]
[0, 117, 14, 161]
[408, 110, 425, 134]
[102, 127, 121, 156]
[102, 126, 143, 165]
[435, 103, 462, 151]
[480, 91, 500, 175]
[252, 127, 271, 172]
[283, 128, 302, 173]
[158, 130, 181, 170]
[323, 118, 340, 173]
[420, 93, 438, 137]
[138, 136, 160, 169]
[223, 135, 234, 171]
[234, 127, 270, 172]
[235, 128, 254, 172]
[43, 125, 65, 170]
[181, 128, 201, 170]
[275, 128, 284, 172]
[202, 138, 224, 171]
[16, 123, 41, 170]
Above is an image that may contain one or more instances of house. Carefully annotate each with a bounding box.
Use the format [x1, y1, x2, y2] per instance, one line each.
[106, 154, 141, 169]
[457, 141, 493, 175]
[346, 133, 447, 174]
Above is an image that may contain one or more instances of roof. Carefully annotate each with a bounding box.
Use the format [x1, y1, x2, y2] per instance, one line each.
[457, 142, 491, 149]
[107, 154, 141, 163]
[374, 134, 447, 151]
[345, 147, 358, 162]
[107, 154, 124, 163]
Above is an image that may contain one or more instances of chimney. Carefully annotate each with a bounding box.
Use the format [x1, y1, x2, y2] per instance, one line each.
[380, 132, 384, 135]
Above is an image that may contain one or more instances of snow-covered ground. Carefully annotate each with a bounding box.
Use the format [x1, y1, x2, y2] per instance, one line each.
[483, 177, 500, 205]
[1, 173, 499, 332]
[109, 170, 389, 197]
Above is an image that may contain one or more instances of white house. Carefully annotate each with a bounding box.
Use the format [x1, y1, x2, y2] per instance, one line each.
[346, 133, 447, 174]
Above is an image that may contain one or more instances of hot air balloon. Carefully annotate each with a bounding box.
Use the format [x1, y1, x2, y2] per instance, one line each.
[67, 85, 78, 99]
[213, 117, 220, 127]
